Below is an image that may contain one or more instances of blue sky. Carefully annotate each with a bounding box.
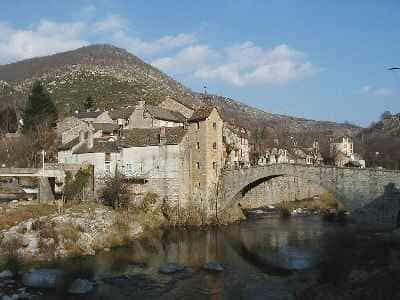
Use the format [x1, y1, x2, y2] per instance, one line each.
[0, 0, 399, 126]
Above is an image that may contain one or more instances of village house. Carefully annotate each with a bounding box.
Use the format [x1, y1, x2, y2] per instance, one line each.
[330, 136, 365, 168]
[223, 124, 250, 168]
[258, 140, 323, 166]
[73, 110, 113, 124]
[108, 100, 187, 129]
[57, 103, 250, 219]
[58, 130, 119, 180]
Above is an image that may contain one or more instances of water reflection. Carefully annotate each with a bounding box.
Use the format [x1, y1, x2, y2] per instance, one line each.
[38, 216, 343, 299]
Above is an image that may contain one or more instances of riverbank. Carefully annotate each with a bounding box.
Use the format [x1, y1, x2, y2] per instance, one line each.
[0, 201, 168, 264]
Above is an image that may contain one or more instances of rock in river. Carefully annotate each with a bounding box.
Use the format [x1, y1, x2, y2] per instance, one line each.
[22, 268, 63, 289]
[204, 261, 224, 272]
[159, 263, 185, 274]
[68, 279, 94, 294]
[0, 270, 13, 279]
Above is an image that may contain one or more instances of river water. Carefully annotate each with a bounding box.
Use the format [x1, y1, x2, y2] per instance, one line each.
[37, 215, 347, 299]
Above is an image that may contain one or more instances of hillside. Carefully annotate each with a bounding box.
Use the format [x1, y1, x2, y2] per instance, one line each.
[0, 44, 359, 136]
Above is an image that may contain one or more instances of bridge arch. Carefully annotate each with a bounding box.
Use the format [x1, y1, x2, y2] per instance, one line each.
[219, 164, 400, 226]
[234, 173, 333, 209]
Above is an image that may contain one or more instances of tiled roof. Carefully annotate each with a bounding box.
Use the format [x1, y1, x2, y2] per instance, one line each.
[58, 137, 80, 151]
[120, 127, 187, 147]
[92, 123, 119, 133]
[109, 107, 135, 120]
[146, 105, 186, 122]
[74, 111, 103, 119]
[73, 139, 119, 154]
[188, 106, 217, 122]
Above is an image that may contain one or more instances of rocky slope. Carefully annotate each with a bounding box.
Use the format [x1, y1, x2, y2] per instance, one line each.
[0, 44, 359, 136]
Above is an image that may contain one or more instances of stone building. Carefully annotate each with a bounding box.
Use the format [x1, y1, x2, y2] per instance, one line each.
[56, 116, 89, 144]
[58, 130, 120, 180]
[108, 101, 186, 129]
[57, 104, 250, 220]
[258, 141, 323, 166]
[73, 111, 113, 124]
[223, 124, 250, 168]
[159, 97, 195, 119]
[187, 107, 224, 203]
[128, 101, 186, 128]
[330, 136, 365, 168]
[118, 127, 191, 208]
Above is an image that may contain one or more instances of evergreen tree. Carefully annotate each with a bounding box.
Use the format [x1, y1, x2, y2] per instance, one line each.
[84, 95, 95, 110]
[23, 81, 57, 132]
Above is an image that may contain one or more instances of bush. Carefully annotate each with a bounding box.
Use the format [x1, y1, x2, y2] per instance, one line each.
[101, 171, 129, 209]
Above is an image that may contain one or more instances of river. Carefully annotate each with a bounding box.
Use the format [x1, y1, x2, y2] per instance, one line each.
[30, 215, 348, 299]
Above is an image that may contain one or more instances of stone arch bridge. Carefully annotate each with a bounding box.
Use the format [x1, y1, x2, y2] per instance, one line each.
[219, 164, 400, 226]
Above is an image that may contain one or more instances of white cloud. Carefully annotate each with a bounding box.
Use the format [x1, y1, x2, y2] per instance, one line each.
[112, 31, 197, 56]
[0, 20, 88, 63]
[0, 16, 317, 87]
[154, 42, 318, 86]
[0, 17, 197, 64]
[94, 15, 126, 32]
[359, 85, 392, 96]
[152, 45, 214, 74]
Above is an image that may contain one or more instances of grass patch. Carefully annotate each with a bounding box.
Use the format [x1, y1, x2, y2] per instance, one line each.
[0, 203, 56, 230]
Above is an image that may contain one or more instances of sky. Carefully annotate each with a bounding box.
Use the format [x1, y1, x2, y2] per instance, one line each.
[0, 0, 399, 126]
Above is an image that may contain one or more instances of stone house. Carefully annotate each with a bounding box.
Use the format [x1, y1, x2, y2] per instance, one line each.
[118, 127, 191, 207]
[159, 97, 195, 119]
[58, 130, 120, 180]
[57, 104, 249, 219]
[56, 116, 89, 144]
[187, 106, 224, 202]
[330, 136, 365, 168]
[223, 124, 250, 168]
[73, 111, 113, 124]
[128, 101, 186, 128]
[109, 101, 186, 129]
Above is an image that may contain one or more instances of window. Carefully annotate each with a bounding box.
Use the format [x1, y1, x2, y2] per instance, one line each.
[213, 122, 217, 129]
[213, 142, 217, 149]
[105, 161, 111, 174]
[196, 122, 200, 129]
[198, 182, 201, 188]
[223, 136, 226, 143]
[212, 162, 217, 169]
[105, 153, 111, 162]
[196, 142, 200, 150]
[126, 163, 132, 173]
[196, 162, 200, 169]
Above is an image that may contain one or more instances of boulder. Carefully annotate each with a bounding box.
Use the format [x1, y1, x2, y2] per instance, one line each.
[203, 261, 224, 272]
[22, 268, 63, 289]
[159, 263, 185, 274]
[0, 270, 13, 279]
[68, 279, 94, 294]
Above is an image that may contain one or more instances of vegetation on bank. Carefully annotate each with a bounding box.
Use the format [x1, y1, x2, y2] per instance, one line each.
[0, 203, 56, 231]
[297, 229, 400, 299]
[277, 192, 343, 211]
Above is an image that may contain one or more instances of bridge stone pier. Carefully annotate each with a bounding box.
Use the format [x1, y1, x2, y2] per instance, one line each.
[219, 164, 400, 226]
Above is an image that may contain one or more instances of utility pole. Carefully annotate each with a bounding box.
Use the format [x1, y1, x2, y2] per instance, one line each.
[42, 149, 45, 176]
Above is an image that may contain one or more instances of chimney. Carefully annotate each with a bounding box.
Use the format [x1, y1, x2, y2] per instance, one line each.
[160, 127, 167, 145]
[87, 130, 94, 149]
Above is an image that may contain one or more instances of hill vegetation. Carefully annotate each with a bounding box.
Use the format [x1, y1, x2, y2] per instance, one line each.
[0, 44, 358, 140]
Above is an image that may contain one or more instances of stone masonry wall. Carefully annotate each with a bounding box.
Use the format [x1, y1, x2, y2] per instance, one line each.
[238, 175, 327, 209]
